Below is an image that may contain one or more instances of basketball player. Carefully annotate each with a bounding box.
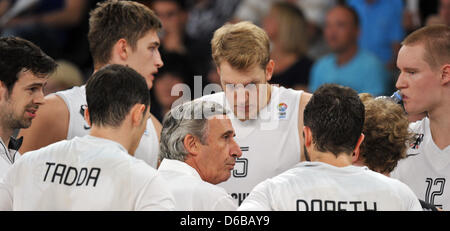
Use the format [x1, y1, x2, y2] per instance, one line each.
[18, 0, 164, 167]
[0, 65, 175, 210]
[238, 84, 422, 211]
[158, 100, 241, 210]
[356, 93, 440, 211]
[391, 25, 450, 210]
[0, 37, 57, 179]
[200, 21, 312, 205]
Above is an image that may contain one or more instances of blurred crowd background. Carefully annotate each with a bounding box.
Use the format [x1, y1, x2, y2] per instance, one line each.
[1, 0, 449, 121]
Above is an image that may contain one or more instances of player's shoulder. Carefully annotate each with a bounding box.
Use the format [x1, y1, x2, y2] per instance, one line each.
[265, 162, 314, 186]
[54, 85, 86, 98]
[19, 139, 72, 164]
[126, 156, 158, 177]
[39, 93, 68, 115]
[363, 168, 413, 191]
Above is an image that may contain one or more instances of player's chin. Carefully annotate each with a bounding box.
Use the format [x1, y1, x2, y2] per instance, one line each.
[404, 103, 423, 116]
[19, 118, 33, 129]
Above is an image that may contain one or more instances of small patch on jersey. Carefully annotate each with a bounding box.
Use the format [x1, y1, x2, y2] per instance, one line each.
[410, 133, 424, 150]
[278, 103, 288, 119]
[79, 105, 91, 130]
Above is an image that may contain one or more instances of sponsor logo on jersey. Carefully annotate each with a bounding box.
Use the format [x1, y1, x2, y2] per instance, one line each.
[278, 103, 288, 119]
[79, 105, 91, 130]
[410, 133, 424, 150]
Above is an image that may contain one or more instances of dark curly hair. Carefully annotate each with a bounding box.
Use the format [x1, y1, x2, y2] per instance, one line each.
[359, 93, 414, 174]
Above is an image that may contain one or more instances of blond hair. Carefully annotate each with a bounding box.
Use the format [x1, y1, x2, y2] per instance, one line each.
[271, 2, 308, 56]
[211, 21, 270, 70]
[402, 25, 450, 70]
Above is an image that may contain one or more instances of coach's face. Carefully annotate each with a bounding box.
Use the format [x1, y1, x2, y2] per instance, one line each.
[195, 115, 242, 184]
[218, 61, 274, 121]
[0, 70, 46, 129]
[126, 30, 164, 90]
[396, 44, 446, 115]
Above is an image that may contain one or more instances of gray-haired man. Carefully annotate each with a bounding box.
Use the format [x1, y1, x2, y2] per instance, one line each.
[158, 100, 242, 210]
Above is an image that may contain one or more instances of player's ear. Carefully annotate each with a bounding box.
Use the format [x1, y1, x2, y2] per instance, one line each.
[441, 64, 450, 85]
[183, 134, 200, 156]
[0, 81, 6, 102]
[131, 104, 146, 127]
[352, 133, 365, 163]
[112, 38, 130, 62]
[265, 59, 275, 82]
[303, 126, 313, 147]
[84, 107, 91, 127]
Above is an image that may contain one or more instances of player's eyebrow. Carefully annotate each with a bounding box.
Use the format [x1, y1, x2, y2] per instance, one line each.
[25, 82, 45, 88]
[149, 41, 160, 47]
[402, 67, 419, 72]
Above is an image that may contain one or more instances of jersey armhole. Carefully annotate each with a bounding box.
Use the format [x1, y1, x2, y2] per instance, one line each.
[53, 92, 71, 139]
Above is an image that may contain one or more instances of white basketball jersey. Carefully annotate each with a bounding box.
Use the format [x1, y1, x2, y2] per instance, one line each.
[55, 85, 160, 168]
[0, 135, 175, 210]
[391, 117, 450, 210]
[200, 86, 302, 205]
[238, 162, 422, 211]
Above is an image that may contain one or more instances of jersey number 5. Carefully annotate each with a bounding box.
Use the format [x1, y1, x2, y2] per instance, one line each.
[233, 147, 249, 178]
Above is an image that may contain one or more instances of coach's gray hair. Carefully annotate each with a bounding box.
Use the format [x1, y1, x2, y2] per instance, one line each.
[159, 100, 230, 162]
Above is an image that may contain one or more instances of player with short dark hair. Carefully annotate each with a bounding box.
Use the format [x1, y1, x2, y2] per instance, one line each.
[0, 64, 175, 210]
[239, 84, 421, 211]
[0, 37, 56, 179]
[18, 0, 164, 168]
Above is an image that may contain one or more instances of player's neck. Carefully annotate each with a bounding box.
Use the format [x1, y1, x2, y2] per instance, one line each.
[428, 104, 450, 149]
[313, 152, 353, 168]
[0, 124, 14, 148]
[89, 126, 134, 154]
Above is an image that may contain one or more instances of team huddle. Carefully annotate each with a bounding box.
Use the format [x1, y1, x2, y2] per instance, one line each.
[0, 1, 449, 211]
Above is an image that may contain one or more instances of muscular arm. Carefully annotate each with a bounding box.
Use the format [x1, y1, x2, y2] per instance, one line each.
[18, 94, 69, 154]
[297, 92, 312, 162]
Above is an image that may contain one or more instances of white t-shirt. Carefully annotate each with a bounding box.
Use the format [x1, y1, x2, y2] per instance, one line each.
[200, 86, 302, 205]
[391, 117, 450, 210]
[158, 159, 237, 211]
[55, 85, 160, 168]
[239, 162, 422, 211]
[0, 135, 175, 211]
[0, 138, 21, 180]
